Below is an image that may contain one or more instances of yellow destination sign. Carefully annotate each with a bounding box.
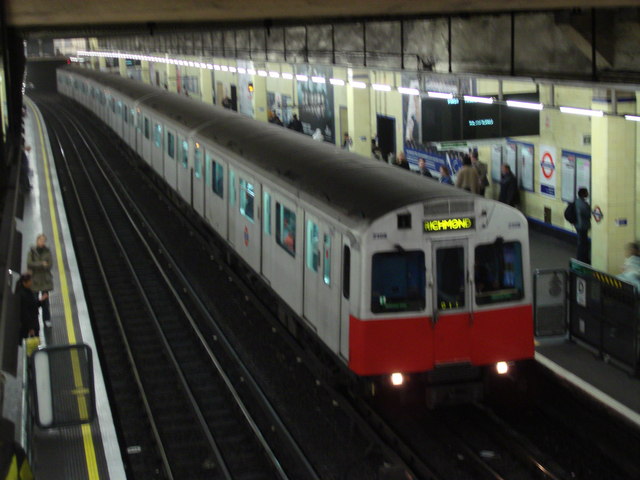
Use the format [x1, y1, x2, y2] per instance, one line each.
[424, 217, 474, 233]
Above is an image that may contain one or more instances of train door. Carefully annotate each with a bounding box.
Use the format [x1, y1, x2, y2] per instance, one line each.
[431, 240, 472, 365]
[177, 136, 190, 201]
[151, 120, 163, 176]
[236, 173, 261, 271]
[205, 151, 227, 238]
[303, 214, 340, 352]
[142, 114, 151, 165]
[192, 141, 205, 217]
[227, 168, 237, 246]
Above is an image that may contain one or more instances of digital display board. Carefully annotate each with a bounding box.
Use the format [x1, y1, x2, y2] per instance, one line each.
[424, 217, 475, 233]
[421, 93, 539, 142]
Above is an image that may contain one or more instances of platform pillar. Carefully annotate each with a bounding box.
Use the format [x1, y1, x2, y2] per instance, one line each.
[253, 75, 268, 122]
[200, 67, 213, 104]
[347, 69, 371, 156]
[590, 94, 637, 273]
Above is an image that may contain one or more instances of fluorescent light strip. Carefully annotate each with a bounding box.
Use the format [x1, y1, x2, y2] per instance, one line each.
[464, 95, 494, 104]
[282, 72, 294, 80]
[350, 81, 367, 89]
[296, 74, 308, 82]
[312, 76, 326, 84]
[221, 65, 229, 72]
[372, 83, 391, 92]
[427, 91, 453, 99]
[506, 100, 543, 110]
[559, 106, 603, 117]
[329, 78, 345, 86]
[213, 65, 221, 71]
[624, 115, 640, 122]
[269, 71, 281, 78]
[237, 67, 247, 74]
[229, 66, 237, 73]
[247, 69, 256, 75]
[206, 64, 214, 70]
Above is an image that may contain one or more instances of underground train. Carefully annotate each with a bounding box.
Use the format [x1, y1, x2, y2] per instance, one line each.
[57, 66, 534, 404]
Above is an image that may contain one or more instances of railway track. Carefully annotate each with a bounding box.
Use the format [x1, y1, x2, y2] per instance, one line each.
[36, 95, 318, 480]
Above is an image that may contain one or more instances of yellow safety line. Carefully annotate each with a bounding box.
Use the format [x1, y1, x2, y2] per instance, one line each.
[28, 97, 100, 480]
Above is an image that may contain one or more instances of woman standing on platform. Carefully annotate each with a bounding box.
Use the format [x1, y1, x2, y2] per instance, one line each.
[27, 234, 53, 328]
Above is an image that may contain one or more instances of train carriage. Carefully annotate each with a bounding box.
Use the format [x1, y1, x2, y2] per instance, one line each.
[57, 66, 534, 404]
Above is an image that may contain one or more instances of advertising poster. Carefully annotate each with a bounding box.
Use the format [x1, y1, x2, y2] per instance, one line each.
[576, 153, 591, 197]
[539, 145, 557, 198]
[491, 144, 502, 182]
[296, 64, 335, 143]
[267, 92, 292, 126]
[505, 141, 517, 176]
[519, 142, 534, 192]
[561, 151, 576, 202]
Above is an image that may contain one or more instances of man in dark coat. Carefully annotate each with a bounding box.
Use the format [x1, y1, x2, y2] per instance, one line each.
[575, 187, 591, 264]
[287, 114, 303, 132]
[27, 234, 53, 327]
[498, 164, 518, 206]
[15, 273, 46, 342]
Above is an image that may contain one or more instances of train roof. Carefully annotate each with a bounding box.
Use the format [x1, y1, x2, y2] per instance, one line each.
[62, 66, 472, 224]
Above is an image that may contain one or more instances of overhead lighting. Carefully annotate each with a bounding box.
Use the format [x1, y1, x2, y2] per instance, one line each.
[350, 81, 367, 89]
[237, 67, 247, 74]
[257, 70, 268, 77]
[247, 68, 256, 75]
[428, 91, 453, 99]
[213, 64, 221, 71]
[330, 78, 345, 86]
[282, 72, 294, 80]
[559, 106, 603, 117]
[464, 95, 494, 104]
[221, 65, 229, 72]
[296, 74, 308, 82]
[312, 76, 326, 84]
[398, 87, 420, 96]
[228, 66, 237, 73]
[624, 114, 640, 122]
[206, 64, 214, 70]
[269, 71, 281, 78]
[372, 83, 391, 92]
[506, 100, 543, 110]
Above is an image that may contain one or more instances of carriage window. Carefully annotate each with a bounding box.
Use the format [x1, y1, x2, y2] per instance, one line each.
[276, 203, 296, 257]
[229, 170, 236, 206]
[475, 241, 524, 305]
[372, 251, 425, 313]
[306, 221, 320, 272]
[123, 106, 128, 123]
[323, 234, 331, 285]
[194, 143, 203, 179]
[116, 101, 121, 115]
[144, 117, 150, 139]
[343, 246, 351, 299]
[212, 160, 224, 198]
[263, 193, 271, 235]
[181, 140, 189, 169]
[154, 124, 162, 148]
[167, 132, 175, 158]
[239, 179, 255, 222]
[436, 247, 465, 310]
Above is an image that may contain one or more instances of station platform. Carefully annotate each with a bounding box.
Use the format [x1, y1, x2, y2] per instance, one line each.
[529, 228, 640, 428]
[1, 97, 126, 478]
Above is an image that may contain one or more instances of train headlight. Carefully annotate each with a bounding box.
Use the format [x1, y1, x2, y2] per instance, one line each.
[390, 372, 404, 386]
[496, 361, 509, 375]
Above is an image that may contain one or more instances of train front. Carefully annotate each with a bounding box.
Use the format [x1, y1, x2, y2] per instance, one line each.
[348, 195, 533, 405]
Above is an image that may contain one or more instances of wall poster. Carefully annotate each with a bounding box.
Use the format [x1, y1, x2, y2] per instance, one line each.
[518, 142, 535, 192]
[505, 141, 517, 177]
[561, 151, 576, 202]
[491, 144, 502, 182]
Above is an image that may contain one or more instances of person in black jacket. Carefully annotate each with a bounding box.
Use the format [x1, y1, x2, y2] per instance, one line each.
[498, 164, 518, 206]
[15, 273, 46, 343]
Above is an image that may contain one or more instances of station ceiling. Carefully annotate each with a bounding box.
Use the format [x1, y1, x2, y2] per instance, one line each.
[6, 0, 640, 30]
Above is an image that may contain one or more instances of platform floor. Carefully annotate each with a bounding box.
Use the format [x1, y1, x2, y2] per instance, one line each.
[1, 97, 126, 479]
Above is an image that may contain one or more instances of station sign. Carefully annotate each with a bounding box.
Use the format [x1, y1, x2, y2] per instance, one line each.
[423, 217, 474, 233]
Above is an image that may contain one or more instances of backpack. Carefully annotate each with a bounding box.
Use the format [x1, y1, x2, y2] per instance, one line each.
[564, 202, 577, 224]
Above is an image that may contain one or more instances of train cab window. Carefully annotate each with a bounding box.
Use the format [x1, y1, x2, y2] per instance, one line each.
[436, 247, 465, 310]
[194, 143, 203, 179]
[239, 179, 255, 222]
[229, 170, 236, 206]
[371, 251, 425, 313]
[475, 241, 524, 305]
[212, 160, 224, 198]
[263, 193, 271, 235]
[306, 221, 320, 272]
[167, 132, 175, 158]
[276, 203, 296, 257]
[323, 234, 331, 285]
[181, 140, 189, 169]
[144, 117, 150, 139]
[153, 124, 162, 148]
